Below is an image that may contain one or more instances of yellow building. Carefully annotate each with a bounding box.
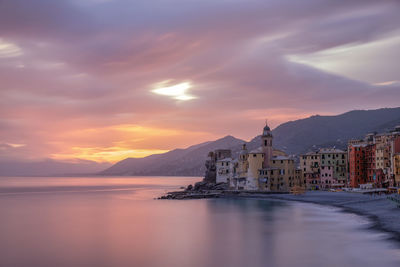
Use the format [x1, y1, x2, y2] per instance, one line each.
[250, 122, 297, 192]
[270, 156, 296, 191]
[246, 148, 264, 190]
[375, 134, 392, 184]
[228, 121, 297, 192]
[295, 168, 304, 188]
[237, 144, 249, 178]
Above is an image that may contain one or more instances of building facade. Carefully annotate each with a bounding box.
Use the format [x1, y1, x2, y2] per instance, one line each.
[300, 152, 321, 190]
[227, 122, 298, 192]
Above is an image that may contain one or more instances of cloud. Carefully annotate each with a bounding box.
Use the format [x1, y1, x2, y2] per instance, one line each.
[0, 0, 399, 162]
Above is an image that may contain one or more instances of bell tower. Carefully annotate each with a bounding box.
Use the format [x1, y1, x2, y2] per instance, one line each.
[261, 120, 273, 167]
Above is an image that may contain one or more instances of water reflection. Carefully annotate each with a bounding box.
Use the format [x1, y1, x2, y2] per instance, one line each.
[0, 177, 399, 267]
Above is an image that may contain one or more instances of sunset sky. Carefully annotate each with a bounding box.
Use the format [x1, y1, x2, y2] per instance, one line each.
[1, 0, 400, 163]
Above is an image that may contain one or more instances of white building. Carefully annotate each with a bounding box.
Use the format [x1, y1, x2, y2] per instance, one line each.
[216, 158, 233, 183]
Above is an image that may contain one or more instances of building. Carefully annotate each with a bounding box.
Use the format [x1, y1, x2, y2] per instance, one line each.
[216, 158, 233, 183]
[294, 168, 304, 188]
[320, 165, 334, 189]
[319, 148, 348, 188]
[269, 156, 296, 191]
[348, 144, 367, 188]
[227, 121, 297, 192]
[230, 144, 248, 190]
[246, 147, 265, 190]
[204, 149, 232, 183]
[300, 152, 321, 190]
[394, 154, 400, 186]
[347, 127, 400, 188]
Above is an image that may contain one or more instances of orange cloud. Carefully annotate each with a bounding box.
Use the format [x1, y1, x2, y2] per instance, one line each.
[47, 124, 216, 162]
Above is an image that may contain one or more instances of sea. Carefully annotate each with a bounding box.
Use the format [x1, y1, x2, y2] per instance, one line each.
[0, 176, 399, 267]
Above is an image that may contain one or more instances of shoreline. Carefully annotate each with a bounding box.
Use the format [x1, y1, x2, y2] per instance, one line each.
[160, 190, 400, 243]
[250, 192, 400, 243]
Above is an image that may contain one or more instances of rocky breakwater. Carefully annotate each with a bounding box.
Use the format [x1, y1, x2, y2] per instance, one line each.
[158, 181, 229, 200]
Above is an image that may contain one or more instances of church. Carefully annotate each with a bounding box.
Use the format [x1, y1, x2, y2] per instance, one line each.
[218, 122, 301, 191]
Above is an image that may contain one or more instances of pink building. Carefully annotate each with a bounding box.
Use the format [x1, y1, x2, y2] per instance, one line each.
[320, 165, 334, 189]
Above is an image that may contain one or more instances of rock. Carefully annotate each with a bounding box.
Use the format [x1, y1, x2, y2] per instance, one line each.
[213, 182, 228, 190]
[186, 184, 193, 191]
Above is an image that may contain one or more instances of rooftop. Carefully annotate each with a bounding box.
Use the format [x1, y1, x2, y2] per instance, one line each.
[319, 148, 345, 154]
[272, 155, 292, 160]
[217, 158, 232, 162]
[249, 147, 264, 154]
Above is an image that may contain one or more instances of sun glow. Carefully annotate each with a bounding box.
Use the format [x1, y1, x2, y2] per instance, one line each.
[152, 81, 196, 101]
[51, 147, 169, 163]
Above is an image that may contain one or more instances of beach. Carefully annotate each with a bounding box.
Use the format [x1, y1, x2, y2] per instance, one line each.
[162, 188, 400, 242]
[258, 191, 400, 241]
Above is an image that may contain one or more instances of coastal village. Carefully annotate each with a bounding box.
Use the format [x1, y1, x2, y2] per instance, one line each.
[204, 122, 400, 192]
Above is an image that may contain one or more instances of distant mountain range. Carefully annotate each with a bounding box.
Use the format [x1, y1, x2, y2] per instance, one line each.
[101, 107, 400, 177]
[100, 135, 248, 177]
[2, 107, 400, 177]
[0, 159, 111, 177]
[272, 107, 400, 154]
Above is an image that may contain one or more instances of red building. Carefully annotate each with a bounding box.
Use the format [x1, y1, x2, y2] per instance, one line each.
[349, 143, 382, 188]
[394, 135, 400, 153]
[349, 144, 367, 188]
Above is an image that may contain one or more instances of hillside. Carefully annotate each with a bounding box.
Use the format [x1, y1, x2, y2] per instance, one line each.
[271, 107, 400, 154]
[100, 135, 247, 176]
[101, 107, 400, 177]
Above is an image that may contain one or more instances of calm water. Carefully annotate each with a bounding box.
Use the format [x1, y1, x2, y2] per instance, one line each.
[0, 176, 400, 267]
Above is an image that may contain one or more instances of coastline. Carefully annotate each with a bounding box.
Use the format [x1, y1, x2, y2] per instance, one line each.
[160, 190, 400, 243]
[251, 191, 400, 243]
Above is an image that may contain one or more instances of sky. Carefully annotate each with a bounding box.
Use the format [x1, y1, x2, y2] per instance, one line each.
[0, 0, 400, 163]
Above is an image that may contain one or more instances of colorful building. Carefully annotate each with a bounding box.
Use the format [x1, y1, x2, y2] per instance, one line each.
[319, 148, 348, 188]
[300, 152, 321, 190]
[228, 122, 298, 192]
[394, 153, 400, 186]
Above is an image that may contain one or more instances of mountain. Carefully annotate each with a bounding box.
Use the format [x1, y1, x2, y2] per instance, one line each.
[0, 159, 111, 177]
[100, 135, 247, 176]
[102, 107, 400, 177]
[271, 107, 400, 155]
